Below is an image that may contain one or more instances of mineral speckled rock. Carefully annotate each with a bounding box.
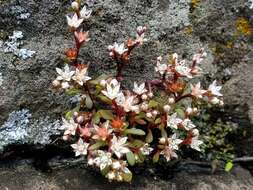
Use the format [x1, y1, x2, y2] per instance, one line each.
[0, 163, 253, 190]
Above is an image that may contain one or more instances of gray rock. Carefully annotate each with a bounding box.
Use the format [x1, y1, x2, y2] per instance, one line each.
[0, 163, 252, 190]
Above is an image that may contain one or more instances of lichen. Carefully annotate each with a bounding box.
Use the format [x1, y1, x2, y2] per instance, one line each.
[0, 31, 36, 60]
[0, 109, 61, 153]
[236, 17, 252, 36]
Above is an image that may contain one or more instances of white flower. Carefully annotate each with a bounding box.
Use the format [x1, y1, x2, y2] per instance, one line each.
[167, 113, 182, 129]
[208, 80, 223, 97]
[190, 137, 203, 151]
[111, 43, 128, 55]
[80, 5, 92, 19]
[182, 119, 196, 130]
[136, 26, 148, 45]
[71, 138, 89, 156]
[93, 150, 113, 171]
[66, 13, 84, 28]
[110, 135, 130, 158]
[155, 62, 167, 75]
[155, 56, 167, 75]
[56, 65, 75, 82]
[160, 134, 182, 161]
[116, 93, 139, 113]
[133, 82, 147, 95]
[175, 60, 192, 78]
[192, 50, 207, 64]
[106, 171, 116, 181]
[60, 118, 78, 136]
[102, 79, 122, 100]
[71, 2, 79, 10]
[210, 97, 220, 105]
[169, 134, 183, 150]
[72, 67, 91, 86]
[190, 82, 207, 98]
[140, 144, 153, 155]
[112, 161, 122, 170]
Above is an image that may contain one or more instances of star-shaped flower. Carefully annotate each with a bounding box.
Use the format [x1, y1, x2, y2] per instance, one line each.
[60, 118, 78, 136]
[71, 138, 89, 156]
[93, 150, 113, 171]
[208, 80, 223, 97]
[66, 13, 84, 28]
[72, 67, 91, 86]
[167, 113, 182, 129]
[190, 82, 207, 98]
[110, 135, 130, 158]
[80, 5, 92, 19]
[92, 121, 113, 141]
[133, 82, 148, 95]
[102, 79, 122, 100]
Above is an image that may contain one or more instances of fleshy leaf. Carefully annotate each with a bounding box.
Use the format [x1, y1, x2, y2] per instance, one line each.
[89, 141, 106, 150]
[85, 94, 93, 109]
[98, 110, 114, 120]
[126, 151, 135, 166]
[145, 129, 153, 143]
[125, 128, 146, 136]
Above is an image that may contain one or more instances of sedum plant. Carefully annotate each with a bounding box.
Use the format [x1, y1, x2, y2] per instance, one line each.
[53, 0, 224, 182]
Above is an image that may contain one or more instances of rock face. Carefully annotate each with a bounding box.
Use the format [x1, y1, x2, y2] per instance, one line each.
[0, 0, 253, 187]
[0, 163, 253, 190]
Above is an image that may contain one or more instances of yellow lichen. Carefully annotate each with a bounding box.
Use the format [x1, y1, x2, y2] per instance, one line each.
[236, 17, 252, 36]
[184, 26, 193, 35]
[226, 42, 234, 49]
[191, 0, 200, 9]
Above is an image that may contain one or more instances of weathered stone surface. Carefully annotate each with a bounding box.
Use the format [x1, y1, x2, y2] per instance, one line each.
[0, 163, 252, 190]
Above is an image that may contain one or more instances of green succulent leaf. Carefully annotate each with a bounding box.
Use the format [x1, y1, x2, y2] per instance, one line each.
[126, 151, 135, 166]
[125, 128, 146, 136]
[98, 110, 114, 120]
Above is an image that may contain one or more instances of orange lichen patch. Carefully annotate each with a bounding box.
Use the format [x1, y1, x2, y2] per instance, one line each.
[236, 17, 252, 36]
[191, 0, 200, 9]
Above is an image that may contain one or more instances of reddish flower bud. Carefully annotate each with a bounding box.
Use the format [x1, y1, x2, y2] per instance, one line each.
[65, 48, 78, 60]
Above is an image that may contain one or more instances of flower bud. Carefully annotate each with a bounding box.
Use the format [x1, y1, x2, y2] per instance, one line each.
[71, 2, 79, 10]
[157, 56, 162, 62]
[141, 94, 148, 100]
[88, 158, 94, 166]
[148, 92, 154, 98]
[73, 111, 79, 118]
[76, 116, 84, 124]
[210, 97, 219, 105]
[63, 135, 69, 141]
[112, 161, 121, 170]
[159, 137, 166, 144]
[168, 97, 175, 104]
[152, 110, 158, 116]
[146, 112, 153, 118]
[52, 79, 60, 87]
[192, 129, 199, 137]
[193, 107, 198, 113]
[100, 79, 107, 87]
[140, 103, 148, 111]
[163, 105, 171, 112]
[186, 107, 193, 115]
[219, 100, 224, 106]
